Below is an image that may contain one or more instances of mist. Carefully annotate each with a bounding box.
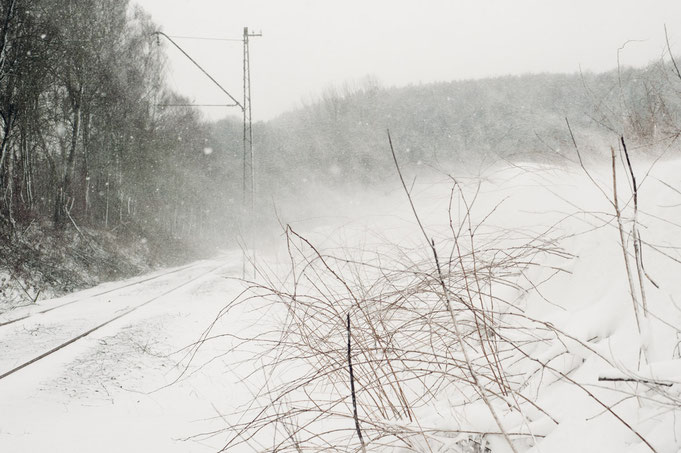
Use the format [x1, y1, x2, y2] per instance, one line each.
[2, 2, 681, 453]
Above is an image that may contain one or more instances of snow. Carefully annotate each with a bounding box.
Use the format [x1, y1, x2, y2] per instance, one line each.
[2, 157, 681, 452]
[0, 255, 252, 452]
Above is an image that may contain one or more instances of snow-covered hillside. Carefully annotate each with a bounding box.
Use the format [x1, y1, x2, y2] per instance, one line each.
[1, 156, 680, 453]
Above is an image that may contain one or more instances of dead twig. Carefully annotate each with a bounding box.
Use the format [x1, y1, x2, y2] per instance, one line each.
[598, 376, 673, 388]
[664, 24, 681, 82]
[620, 136, 649, 317]
[610, 145, 642, 332]
[387, 129, 520, 453]
[347, 313, 367, 453]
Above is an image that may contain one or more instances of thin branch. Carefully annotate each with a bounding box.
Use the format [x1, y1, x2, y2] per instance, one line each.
[610, 145, 642, 331]
[347, 314, 367, 453]
[598, 377, 672, 388]
[387, 130, 520, 453]
[565, 118, 614, 207]
[664, 24, 681, 81]
[621, 136, 648, 317]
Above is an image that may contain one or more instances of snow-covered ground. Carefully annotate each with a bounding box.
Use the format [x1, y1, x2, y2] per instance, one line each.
[1, 157, 681, 452]
[0, 255, 259, 452]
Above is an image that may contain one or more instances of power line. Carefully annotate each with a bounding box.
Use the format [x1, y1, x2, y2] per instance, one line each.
[152, 31, 243, 110]
[167, 35, 242, 42]
[153, 29, 261, 277]
[156, 103, 240, 107]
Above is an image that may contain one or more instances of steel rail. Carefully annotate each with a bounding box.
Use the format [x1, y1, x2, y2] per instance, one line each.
[0, 262, 231, 381]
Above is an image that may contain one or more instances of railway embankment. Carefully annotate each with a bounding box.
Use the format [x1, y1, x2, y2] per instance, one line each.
[0, 222, 211, 314]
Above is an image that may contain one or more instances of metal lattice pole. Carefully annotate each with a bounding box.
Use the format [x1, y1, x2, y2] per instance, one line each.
[150, 31, 258, 278]
[242, 27, 260, 279]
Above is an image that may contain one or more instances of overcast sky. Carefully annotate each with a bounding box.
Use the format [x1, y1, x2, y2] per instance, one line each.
[134, 0, 681, 121]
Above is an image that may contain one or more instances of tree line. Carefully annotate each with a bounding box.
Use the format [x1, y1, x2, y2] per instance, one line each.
[255, 62, 681, 194]
[0, 0, 241, 244]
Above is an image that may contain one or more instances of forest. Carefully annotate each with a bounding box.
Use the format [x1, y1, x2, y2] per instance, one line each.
[0, 0, 238, 244]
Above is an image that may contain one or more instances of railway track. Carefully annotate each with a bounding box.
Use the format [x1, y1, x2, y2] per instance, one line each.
[0, 260, 234, 381]
[0, 261, 204, 328]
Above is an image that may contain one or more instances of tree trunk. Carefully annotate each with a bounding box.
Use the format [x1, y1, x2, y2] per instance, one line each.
[55, 89, 82, 226]
[0, 0, 17, 78]
[105, 173, 110, 228]
[81, 109, 91, 216]
[6, 141, 15, 230]
[0, 104, 14, 180]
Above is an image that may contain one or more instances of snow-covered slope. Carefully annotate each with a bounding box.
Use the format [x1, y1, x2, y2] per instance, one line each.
[1, 156, 680, 453]
[228, 155, 681, 453]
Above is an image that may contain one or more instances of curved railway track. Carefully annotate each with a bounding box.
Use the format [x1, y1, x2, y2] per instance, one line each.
[0, 261, 233, 381]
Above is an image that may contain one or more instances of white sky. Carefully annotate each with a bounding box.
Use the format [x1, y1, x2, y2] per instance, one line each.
[134, 0, 681, 121]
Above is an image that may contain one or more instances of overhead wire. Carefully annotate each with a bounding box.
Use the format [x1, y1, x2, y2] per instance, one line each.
[167, 35, 242, 42]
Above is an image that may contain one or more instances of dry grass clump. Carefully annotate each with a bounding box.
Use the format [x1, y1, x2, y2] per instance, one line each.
[185, 134, 681, 453]
[196, 171, 571, 452]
